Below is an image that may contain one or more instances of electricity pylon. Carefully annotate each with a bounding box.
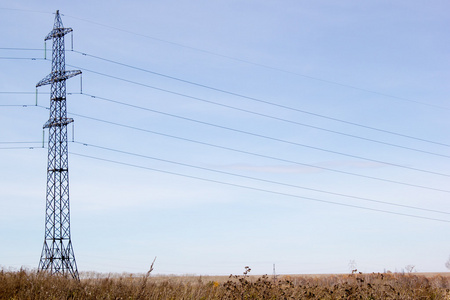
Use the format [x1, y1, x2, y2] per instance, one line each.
[36, 10, 81, 279]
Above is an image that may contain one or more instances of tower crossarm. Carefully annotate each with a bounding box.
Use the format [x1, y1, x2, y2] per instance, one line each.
[43, 117, 74, 129]
[44, 27, 73, 41]
[36, 70, 82, 87]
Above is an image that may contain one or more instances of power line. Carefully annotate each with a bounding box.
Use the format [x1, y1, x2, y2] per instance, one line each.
[0, 57, 44, 60]
[5, 45, 449, 113]
[0, 146, 40, 150]
[12, 104, 450, 193]
[0, 91, 39, 94]
[5, 82, 450, 158]
[0, 141, 42, 144]
[59, 15, 448, 111]
[72, 94, 450, 178]
[66, 109, 450, 194]
[0, 91, 51, 95]
[0, 47, 43, 51]
[69, 64, 450, 149]
[49, 56, 426, 157]
[0, 7, 50, 15]
[2, 109, 448, 222]
[69, 151, 450, 224]
[3, 51, 449, 149]
[2, 13, 444, 113]
[73, 141, 450, 216]
[4, 87, 448, 163]
[2, 147, 449, 221]
[69, 49, 450, 113]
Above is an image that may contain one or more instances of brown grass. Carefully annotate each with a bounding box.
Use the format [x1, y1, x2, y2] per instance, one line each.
[1, 268, 449, 299]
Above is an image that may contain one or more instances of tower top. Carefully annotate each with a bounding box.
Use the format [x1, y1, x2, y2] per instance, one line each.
[44, 10, 72, 41]
[54, 10, 62, 28]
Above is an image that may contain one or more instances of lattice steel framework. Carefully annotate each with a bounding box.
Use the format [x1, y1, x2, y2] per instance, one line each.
[36, 10, 81, 279]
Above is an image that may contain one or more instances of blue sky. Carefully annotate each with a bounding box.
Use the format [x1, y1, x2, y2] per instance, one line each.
[1, 1, 449, 275]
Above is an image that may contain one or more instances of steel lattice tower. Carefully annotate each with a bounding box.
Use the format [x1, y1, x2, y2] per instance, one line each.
[36, 10, 81, 279]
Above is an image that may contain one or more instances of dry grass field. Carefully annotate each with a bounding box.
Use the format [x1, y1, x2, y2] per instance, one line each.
[1, 268, 449, 299]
